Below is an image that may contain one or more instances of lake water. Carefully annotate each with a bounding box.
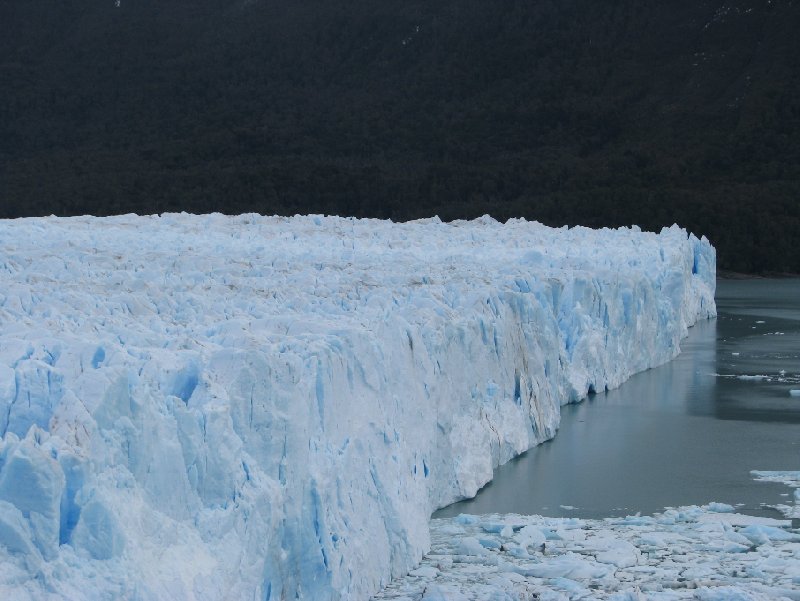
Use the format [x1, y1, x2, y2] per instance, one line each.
[435, 278, 800, 520]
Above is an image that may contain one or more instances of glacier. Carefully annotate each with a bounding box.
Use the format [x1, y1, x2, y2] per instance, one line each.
[0, 214, 716, 600]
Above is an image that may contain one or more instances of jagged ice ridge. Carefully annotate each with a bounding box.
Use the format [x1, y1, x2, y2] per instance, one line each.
[0, 214, 716, 599]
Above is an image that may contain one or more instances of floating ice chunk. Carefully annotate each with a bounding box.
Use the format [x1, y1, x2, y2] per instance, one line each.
[420, 585, 468, 601]
[739, 524, 799, 544]
[479, 521, 509, 534]
[750, 470, 800, 483]
[477, 537, 502, 550]
[455, 514, 480, 526]
[694, 587, 769, 601]
[540, 528, 562, 540]
[526, 554, 611, 579]
[790, 389, 800, 397]
[695, 512, 790, 527]
[514, 525, 546, 550]
[456, 537, 490, 556]
[437, 524, 467, 536]
[550, 577, 588, 596]
[704, 502, 736, 513]
[594, 539, 639, 568]
[408, 566, 439, 578]
[608, 593, 647, 601]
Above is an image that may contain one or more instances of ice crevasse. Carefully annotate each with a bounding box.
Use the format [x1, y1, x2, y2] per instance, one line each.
[0, 214, 716, 600]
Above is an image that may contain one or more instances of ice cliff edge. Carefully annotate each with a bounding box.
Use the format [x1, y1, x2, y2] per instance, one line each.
[0, 214, 715, 600]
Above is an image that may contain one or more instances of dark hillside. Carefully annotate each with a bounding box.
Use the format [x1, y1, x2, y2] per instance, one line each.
[1, 0, 799, 272]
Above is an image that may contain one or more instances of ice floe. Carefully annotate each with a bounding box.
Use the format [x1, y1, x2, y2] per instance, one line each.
[374, 507, 800, 600]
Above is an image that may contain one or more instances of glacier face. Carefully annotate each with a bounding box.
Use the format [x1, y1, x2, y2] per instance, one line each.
[0, 214, 715, 600]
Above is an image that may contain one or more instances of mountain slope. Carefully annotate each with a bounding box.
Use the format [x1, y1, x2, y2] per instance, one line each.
[1, 0, 798, 272]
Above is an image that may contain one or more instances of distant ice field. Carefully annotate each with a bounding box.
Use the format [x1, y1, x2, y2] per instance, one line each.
[0, 214, 715, 599]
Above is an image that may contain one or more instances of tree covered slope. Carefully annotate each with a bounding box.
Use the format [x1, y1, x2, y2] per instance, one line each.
[1, 0, 798, 272]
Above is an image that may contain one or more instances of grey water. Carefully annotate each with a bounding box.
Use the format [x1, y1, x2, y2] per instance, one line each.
[436, 278, 800, 520]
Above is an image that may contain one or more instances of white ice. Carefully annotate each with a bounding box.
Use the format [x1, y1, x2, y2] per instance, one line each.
[0, 214, 715, 599]
[373, 507, 800, 601]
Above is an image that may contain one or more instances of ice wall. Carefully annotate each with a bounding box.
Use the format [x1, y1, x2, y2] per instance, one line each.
[0, 214, 715, 600]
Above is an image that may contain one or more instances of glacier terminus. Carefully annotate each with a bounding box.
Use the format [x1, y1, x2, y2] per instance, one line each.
[0, 214, 716, 600]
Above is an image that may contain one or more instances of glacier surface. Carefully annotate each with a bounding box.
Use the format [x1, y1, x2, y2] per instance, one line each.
[0, 214, 715, 600]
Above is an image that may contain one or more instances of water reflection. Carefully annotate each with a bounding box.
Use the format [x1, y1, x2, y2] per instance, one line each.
[712, 283, 800, 423]
[435, 279, 800, 520]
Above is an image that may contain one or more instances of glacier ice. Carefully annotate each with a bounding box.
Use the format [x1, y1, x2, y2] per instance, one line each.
[0, 214, 716, 600]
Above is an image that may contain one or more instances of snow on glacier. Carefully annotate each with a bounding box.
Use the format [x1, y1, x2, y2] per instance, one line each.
[0, 214, 716, 600]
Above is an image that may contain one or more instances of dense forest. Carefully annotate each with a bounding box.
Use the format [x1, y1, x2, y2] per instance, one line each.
[1, 0, 799, 273]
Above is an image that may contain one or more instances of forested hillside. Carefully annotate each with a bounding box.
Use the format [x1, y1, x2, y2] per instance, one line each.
[1, 0, 798, 273]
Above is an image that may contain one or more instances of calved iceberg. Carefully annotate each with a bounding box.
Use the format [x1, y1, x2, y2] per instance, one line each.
[0, 214, 715, 599]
